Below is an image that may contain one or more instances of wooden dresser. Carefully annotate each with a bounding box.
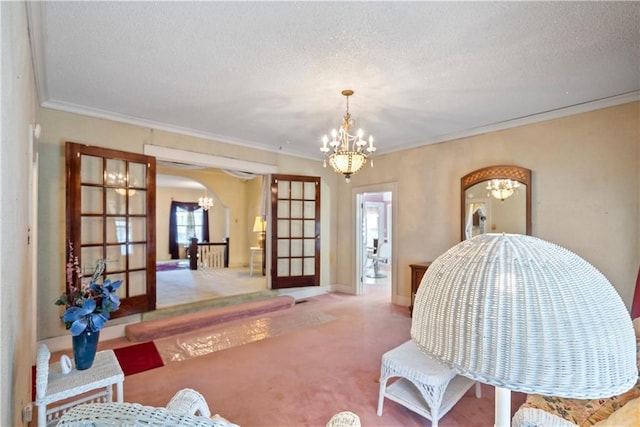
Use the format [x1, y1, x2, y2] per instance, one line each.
[409, 262, 432, 315]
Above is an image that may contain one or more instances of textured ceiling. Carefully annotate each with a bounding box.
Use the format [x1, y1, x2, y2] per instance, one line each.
[28, 2, 640, 160]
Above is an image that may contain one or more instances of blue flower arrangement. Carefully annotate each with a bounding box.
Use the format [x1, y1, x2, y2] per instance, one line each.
[55, 242, 122, 336]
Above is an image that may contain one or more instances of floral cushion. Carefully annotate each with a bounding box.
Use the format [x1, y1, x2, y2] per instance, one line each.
[593, 396, 640, 426]
[520, 378, 640, 426]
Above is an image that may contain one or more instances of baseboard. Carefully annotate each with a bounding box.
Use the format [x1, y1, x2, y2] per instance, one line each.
[330, 284, 356, 295]
[39, 321, 135, 352]
[277, 286, 330, 301]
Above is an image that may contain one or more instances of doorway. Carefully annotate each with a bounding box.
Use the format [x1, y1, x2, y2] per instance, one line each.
[145, 145, 278, 309]
[354, 183, 397, 302]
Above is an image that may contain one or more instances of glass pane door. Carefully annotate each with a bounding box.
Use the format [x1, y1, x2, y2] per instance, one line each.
[271, 174, 320, 289]
[66, 142, 156, 317]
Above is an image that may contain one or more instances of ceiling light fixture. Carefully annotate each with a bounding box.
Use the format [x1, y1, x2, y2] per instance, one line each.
[115, 188, 136, 197]
[198, 194, 214, 211]
[486, 178, 520, 201]
[320, 90, 376, 183]
[107, 172, 136, 196]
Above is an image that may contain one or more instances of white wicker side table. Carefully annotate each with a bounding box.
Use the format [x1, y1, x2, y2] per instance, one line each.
[377, 340, 481, 427]
[35, 346, 124, 427]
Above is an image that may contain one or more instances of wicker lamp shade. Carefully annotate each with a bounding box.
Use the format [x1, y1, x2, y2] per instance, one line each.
[411, 233, 637, 400]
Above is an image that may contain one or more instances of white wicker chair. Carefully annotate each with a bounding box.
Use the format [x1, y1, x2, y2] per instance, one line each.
[325, 411, 361, 427]
[511, 406, 578, 427]
[56, 388, 239, 426]
[166, 388, 211, 417]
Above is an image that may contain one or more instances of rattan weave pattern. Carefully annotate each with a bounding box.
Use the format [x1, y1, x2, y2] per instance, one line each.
[55, 402, 236, 426]
[378, 342, 456, 415]
[36, 344, 124, 426]
[166, 388, 212, 417]
[325, 411, 361, 427]
[410, 233, 637, 399]
[36, 346, 124, 402]
[511, 406, 578, 427]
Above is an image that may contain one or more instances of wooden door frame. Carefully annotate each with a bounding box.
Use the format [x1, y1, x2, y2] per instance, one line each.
[66, 142, 156, 317]
[270, 174, 321, 289]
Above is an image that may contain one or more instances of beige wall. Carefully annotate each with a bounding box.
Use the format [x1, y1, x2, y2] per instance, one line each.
[156, 166, 262, 266]
[5, 4, 639, 421]
[2, 2, 39, 425]
[155, 187, 221, 261]
[36, 109, 338, 339]
[36, 103, 640, 340]
[339, 102, 640, 308]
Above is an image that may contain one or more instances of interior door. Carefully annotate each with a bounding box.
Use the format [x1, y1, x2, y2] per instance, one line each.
[270, 174, 320, 289]
[66, 142, 156, 317]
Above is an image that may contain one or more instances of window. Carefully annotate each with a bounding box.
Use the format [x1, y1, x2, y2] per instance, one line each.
[176, 206, 207, 244]
[168, 201, 210, 259]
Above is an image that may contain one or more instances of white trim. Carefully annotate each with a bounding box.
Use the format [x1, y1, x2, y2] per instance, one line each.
[144, 144, 278, 175]
[383, 91, 640, 154]
[276, 286, 330, 301]
[30, 125, 39, 349]
[41, 96, 294, 156]
[352, 183, 399, 303]
[43, 91, 638, 160]
[28, 6, 638, 164]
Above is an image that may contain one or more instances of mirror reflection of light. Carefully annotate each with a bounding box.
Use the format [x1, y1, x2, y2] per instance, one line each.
[464, 181, 526, 238]
[486, 179, 521, 201]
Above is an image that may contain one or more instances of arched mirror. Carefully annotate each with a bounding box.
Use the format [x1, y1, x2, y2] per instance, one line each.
[461, 165, 531, 240]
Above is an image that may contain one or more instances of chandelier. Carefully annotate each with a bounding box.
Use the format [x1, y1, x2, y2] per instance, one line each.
[320, 90, 376, 183]
[486, 178, 521, 201]
[106, 172, 136, 196]
[198, 194, 214, 211]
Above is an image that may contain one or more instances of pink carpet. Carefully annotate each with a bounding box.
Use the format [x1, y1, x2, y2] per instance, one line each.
[125, 296, 295, 342]
[108, 285, 526, 426]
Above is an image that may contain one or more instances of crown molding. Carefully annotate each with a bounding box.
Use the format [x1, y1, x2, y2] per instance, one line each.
[389, 91, 640, 154]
